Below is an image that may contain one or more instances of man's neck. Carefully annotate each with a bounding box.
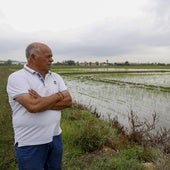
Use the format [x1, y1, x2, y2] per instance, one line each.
[27, 64, 47, 79]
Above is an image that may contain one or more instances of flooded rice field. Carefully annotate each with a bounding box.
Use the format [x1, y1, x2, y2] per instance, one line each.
[63, 71, 170, 130]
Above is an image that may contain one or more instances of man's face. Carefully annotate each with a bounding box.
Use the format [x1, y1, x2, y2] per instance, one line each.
[34, 46, 54, 73]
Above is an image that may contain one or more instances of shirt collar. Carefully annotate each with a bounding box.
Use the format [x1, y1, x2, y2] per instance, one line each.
[24, 64, 51, 75]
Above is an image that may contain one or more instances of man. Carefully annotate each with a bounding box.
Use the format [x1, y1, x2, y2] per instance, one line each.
[7, 42, 72, 170]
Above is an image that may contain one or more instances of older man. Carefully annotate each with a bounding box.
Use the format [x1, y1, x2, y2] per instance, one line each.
[7, 42, 72, 170]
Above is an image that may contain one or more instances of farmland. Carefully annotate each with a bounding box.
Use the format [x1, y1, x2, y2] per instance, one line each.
[0, 64, 170, 169]
[1, 64, 170, 131]
[53, 65, 170, 131]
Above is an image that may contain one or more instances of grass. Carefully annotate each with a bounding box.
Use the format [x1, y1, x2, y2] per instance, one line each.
[61, 104, 170, 170]
[0, 65, 17, 170]
[0, 65, 170, 170]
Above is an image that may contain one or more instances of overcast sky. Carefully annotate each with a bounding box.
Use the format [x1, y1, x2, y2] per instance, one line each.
[0, 0, 170, 63]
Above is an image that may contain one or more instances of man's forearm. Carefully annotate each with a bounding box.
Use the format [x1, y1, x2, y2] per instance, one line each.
[28, 89, 72, 112]
[48, 92, 72, 110]
[26, 92, 63, 113]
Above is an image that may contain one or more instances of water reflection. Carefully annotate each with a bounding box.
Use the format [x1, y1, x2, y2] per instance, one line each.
[65, 77, 170, 130]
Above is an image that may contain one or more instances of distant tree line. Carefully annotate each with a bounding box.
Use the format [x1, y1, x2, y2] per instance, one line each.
[53, 60, 169, 66]
[0, 59, 169, 66]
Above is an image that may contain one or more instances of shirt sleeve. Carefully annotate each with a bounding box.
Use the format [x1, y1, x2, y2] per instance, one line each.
[7, 71, 30, 100]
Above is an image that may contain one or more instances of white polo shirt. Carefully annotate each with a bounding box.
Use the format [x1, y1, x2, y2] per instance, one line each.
[7, 65, 67, 147]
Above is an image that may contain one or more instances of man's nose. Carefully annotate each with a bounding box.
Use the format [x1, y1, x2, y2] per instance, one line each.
[50, 57, 54, 62]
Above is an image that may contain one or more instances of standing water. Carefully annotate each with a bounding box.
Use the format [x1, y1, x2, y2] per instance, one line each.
[64, 74, 170, 131]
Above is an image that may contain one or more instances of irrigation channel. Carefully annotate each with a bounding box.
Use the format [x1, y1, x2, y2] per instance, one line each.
[61, 69, 170, 131]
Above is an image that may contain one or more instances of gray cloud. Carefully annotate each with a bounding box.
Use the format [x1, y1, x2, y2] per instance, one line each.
[0, 0, 170, 63]
[55, 16, 170, 58]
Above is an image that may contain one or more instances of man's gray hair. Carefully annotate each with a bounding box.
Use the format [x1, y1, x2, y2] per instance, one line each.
[25, 42, 41, 60]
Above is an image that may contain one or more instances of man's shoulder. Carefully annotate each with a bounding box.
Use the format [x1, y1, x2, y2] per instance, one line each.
[8, 68, 25, 79]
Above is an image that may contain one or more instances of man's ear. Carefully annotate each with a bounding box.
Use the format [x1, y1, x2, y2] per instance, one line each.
[30, 54, 37, 61]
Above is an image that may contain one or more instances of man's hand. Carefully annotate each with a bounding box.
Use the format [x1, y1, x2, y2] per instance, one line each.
[48, 90, 72, 110]
[29, 89, 41, 99]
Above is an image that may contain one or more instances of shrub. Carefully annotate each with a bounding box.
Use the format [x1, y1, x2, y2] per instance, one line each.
[74, 120, 112, 152]
[127, 111, 170, 154]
